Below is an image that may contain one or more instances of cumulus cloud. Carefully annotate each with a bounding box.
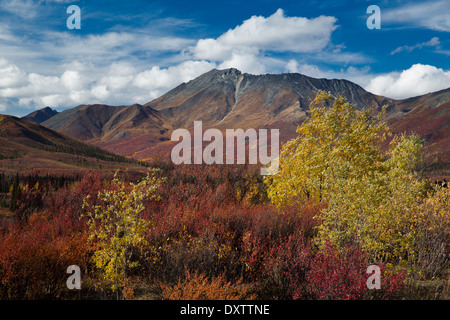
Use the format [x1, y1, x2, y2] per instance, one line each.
[133, 60, 216, 90]
[0, 58, 27, 88]
[0, 7, 383, 115]
[191, 9, 337, 58]
[0, 58, 217, 115]
[0, 8, 346, 115]
[365, 64, 450, 99]
[218, 52, 266, 75]
[286, 61, 450, 99]
[0, 27, 195, 77]
[61, 70, 87, 91]
[0, 15, 210, 115]
[284, 59, 373, 86]
[189, 9, 338, 74]
[285, 60, 328, 78]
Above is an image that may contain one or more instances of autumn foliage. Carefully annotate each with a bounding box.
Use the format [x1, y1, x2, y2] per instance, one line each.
[0, 92, 448, 300]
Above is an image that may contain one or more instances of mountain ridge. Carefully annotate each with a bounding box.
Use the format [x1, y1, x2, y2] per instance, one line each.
[36, 68, 450, 178]
[145, 68, 393, 129]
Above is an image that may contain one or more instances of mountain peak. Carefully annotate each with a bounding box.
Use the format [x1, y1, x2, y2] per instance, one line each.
[217, 67, 242, 76]
[42, 106, 55, 112]
[144, 67, 391, 131]
[22, 106, 58, 124]
[189, 67, 243, 87]
[206, 68, 242, 76]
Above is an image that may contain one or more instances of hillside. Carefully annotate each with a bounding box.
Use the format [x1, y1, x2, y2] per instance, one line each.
[0, 115, 145, 175]
[385, 88, 450, 179]
[42, 104, 172, 158]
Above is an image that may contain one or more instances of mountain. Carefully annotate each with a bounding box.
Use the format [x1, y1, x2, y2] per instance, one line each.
[42, 104, 172, 159]
[145, 68, 392, 130]
[21, 107, 58, 124]
[42, 69, 393, 160]
[384, 87, 450, 177]
[39, 68, 450, 179]
[0, 115, 145, 175]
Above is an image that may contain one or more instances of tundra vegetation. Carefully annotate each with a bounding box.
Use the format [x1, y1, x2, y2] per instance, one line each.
[0, 92, 448, 300]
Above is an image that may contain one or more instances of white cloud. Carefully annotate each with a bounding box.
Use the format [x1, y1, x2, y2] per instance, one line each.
[99, 62, 137, 91]
[0, 58, 27, 88]
[0, 7, 381, 115]
[391, 37, 440, 55]
[61, 70, 86, 91]
[191, 9, 337, 59]
[133, 60, 217, 99]
[189, 9, 338, 74]
[285, 60, 327, 78]
[284, 59, 373, 86]
[384, 1, 450, 32]
[285, 61, 450, 99]
[218, 52, 266, 74]
[285, 59, 300, 73]
[0, 97, 13, 112]
[0, 0, 38, 19]
[0, 57, 217, 114]
[365, 64, 450, 99]
[90, 85, 109, 101]
[0, 28, 195, 76]
[0, 16, 208, 115]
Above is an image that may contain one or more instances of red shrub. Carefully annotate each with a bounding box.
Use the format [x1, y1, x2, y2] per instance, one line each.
[365, 264, 407, 300]
[0, 162, 410, 300]
[0, 215, 92, 299]
[47, 170, 104, 224]
[262, 231, 312, 299]
[0, 171, 102, 299]
[13, 182, 48, 223]
[300, 242, 368, 300]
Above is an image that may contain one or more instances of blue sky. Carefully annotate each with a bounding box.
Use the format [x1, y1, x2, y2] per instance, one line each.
[0, 0, 449, 116]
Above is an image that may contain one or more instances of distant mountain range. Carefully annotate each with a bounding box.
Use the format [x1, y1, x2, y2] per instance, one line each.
[17, 68, 450, 179]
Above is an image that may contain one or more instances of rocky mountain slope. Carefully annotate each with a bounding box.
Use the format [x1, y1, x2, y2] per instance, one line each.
[38, 68, 449, 178]
[145, 68, 392, 129]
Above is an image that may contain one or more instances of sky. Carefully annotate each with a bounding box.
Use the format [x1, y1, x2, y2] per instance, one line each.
[0, 0, 449, 116]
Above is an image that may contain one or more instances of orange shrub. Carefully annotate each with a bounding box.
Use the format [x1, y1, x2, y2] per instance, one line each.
[159, 270, 255, 300]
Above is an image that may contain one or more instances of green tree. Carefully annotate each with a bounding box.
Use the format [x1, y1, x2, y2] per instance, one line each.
[266, 91, 427, 265]
[83, 169, 164, 298]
